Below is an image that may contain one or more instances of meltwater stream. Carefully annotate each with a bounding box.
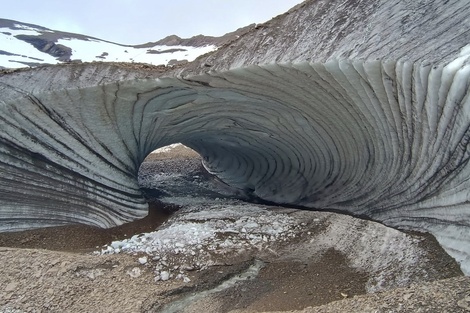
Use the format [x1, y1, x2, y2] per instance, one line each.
[159, 260, 265, 313]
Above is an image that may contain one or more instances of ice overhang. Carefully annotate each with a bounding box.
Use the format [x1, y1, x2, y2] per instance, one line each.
[1, 0, 470, 273]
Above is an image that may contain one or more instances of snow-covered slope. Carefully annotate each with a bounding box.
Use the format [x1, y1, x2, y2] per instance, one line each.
[0, 19, 216, 69]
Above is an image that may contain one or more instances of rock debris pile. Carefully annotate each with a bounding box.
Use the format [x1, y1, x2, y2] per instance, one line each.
[99, 202, 303, 282]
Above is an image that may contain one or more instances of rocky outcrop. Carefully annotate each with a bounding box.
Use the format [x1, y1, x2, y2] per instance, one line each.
[14, 34, 72, 61]
[136, 24, 255, 48]
[1, 0, 470, 274]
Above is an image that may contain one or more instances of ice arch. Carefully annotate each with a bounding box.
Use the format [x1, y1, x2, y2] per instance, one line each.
[1, 0, 470, 272]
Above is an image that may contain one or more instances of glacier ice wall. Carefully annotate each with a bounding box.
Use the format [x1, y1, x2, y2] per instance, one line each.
[1, 0, 470, 273]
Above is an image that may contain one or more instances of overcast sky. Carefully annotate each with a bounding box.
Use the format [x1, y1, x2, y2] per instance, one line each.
[3, 0, 304, 44]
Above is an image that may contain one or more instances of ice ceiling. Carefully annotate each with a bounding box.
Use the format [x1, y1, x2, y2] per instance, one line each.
[1, 0, 470, 273]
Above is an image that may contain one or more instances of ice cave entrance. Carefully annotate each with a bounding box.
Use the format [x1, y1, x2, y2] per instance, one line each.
[138, 142, 247, 209]
[138, 143, 204, 207]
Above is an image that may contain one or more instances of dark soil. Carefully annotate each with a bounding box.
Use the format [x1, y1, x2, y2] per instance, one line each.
[0, 201, 174, 252]
[216, 249, 368, 312]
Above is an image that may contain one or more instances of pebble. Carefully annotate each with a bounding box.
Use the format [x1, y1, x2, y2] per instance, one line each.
[457, 296, 470, 310]
[127, 267, 142, 278]
[160, 271, 170, 281]
[403, 293, 413, 301]
[4, 282, 18, 292]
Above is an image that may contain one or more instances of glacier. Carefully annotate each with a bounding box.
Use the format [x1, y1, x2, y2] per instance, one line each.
[1, 0, 470, 273]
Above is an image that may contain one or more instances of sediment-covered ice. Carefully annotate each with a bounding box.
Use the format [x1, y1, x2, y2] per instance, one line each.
[1, 0, 470, 273]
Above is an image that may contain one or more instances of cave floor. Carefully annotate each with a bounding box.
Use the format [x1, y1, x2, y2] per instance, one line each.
[0, 145, 468, 313]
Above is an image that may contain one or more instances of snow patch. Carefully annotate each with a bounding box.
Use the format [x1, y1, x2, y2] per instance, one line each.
[57, 38, 216, 65]
[0, 26, 216, 69]
[0, 27, 58, 68]
[151, 143, 183, 154]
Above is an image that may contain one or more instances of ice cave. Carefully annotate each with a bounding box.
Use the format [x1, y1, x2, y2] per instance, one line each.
[1, 0, 470, 274]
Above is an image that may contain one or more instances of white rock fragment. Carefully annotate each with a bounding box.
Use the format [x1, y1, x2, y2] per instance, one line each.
[127, 267, 142, 278]
[138, 256, 148, 265]
[160, 271, 170, 281]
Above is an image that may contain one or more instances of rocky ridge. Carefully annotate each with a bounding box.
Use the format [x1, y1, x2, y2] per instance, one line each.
[0, 18, 250, 68]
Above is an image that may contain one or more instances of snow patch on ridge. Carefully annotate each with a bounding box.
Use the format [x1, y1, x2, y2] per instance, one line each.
[0, 28, 58, 68]
[0, 24, 216, 69]
[57, 38, 216, 65]
[151, 143, 183, 154]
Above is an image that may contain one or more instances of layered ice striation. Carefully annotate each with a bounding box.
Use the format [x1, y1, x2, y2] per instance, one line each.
[1, 0, 470, 273]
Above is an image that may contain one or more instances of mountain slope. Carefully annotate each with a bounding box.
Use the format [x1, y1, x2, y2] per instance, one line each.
[0, 18, 252, 69]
